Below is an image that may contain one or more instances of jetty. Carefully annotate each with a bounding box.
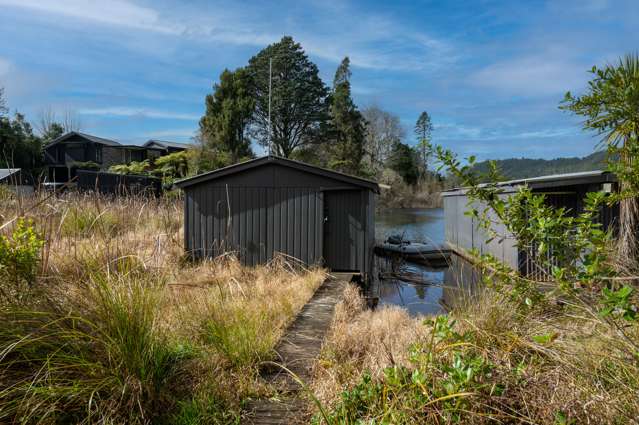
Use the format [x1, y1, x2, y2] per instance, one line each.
[243, 273, 351, 424]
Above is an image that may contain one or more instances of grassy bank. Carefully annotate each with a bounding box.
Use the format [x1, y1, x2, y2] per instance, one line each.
[0, 191, 325, 424]
[377, 175, 444, 209]
[311, 285, 639, 424]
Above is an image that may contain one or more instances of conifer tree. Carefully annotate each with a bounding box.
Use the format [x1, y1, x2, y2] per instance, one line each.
[327, 57, 366, 175]
[200, 68, 254, 163]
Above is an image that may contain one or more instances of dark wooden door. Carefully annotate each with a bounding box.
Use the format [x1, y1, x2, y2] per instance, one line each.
[323, 190, 361, 271]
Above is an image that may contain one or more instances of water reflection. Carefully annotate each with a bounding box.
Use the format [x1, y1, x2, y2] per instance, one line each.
[376, 208, 445, 244]
[374, 208, 481, 316]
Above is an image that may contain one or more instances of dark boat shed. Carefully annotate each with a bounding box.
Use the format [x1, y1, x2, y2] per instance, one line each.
[175, 156, 379, 277]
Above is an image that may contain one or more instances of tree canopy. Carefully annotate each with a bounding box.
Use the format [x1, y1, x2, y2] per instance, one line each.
[562, 54, 639, 262]
[0, 89, 43, 173]
[247, 36, 329, 157]
[362, 106, 404, 177]
[326, 57, 366, 175]
[415, 111, 433, 177]
[200, 68, 254, 163]
[388, 141, 421, 186]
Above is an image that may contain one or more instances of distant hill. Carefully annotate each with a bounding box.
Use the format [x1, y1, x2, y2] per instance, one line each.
[471, 151, 607, 181]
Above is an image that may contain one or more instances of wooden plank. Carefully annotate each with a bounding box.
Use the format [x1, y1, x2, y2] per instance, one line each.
[242, 275, 349, 425]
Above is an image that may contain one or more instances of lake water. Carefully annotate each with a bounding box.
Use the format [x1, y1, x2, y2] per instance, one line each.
[374, 208, 477, 316]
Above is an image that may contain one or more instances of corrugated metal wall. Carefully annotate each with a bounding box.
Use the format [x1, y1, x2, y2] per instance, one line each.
[444, 185, 619, 279]
[443, 192, 518, 269]
[182, 161, 377, 275]
[185, 185, 324, 266]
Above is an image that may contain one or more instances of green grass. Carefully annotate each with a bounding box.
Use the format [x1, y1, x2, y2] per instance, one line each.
[202, 307, 276, 369]
[0, 271, 190, 424]
[60, 207, 124, 238]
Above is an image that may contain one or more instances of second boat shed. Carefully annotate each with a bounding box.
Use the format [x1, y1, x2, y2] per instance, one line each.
[175, 156, 379, 277]
[442, 170, 618, 280]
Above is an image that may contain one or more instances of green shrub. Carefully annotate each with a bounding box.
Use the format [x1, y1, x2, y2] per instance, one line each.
[319, 316, 495, 424]
[0, 218, 43, 304]
[110, 160, 151, 175]
[72, 160, 100, 170]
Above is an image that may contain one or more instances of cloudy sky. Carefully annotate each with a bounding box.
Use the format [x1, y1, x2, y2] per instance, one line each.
[0, 0, 637, 160]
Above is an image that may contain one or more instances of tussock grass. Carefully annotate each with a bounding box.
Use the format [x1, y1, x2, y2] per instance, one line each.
[313, 286, 639, 424]
[0, 192, 326, 424]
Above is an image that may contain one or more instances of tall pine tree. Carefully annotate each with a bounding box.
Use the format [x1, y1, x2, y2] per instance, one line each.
[414, 111, 433, 179]
[247, 36, 329, 157]
[328, 57, 366, 175]
[200, 68, 255, 163]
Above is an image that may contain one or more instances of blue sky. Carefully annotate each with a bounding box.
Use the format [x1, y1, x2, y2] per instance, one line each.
[0, 0, 637, 160]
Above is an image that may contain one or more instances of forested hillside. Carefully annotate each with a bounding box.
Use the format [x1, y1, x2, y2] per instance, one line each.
[471, 150, 606, 180]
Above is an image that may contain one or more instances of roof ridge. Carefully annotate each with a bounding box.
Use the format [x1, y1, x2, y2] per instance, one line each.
[175, 155, 379, 191]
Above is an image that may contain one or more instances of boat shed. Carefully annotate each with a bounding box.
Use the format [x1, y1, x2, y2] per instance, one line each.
[442, 170, 619, 279]
[175, 156, 379, 277]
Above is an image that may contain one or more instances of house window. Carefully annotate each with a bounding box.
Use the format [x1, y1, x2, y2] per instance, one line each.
[96, 146, 103, 163]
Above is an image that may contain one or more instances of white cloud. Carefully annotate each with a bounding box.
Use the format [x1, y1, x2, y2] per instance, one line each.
[144, 128, 196, 139]
[0, 0, 183, 34]
[79, 107, 199, 121]
[470, 55, 588, 96]
[0, 0, 457, 72]
[436, 121, 576, 142]
[0, 57, 11, 78]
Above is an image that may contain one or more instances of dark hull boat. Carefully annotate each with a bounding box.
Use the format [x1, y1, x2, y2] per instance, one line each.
[374, 237, 451, 266]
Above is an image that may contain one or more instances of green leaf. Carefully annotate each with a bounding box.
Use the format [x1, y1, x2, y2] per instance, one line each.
[532, 332, 558, 345]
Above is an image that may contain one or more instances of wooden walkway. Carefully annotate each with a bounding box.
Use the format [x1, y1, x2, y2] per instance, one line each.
[243, 274, 351, 424]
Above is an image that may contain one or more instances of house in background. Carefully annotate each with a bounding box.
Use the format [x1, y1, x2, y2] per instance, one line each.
[143, 140, 192, 156]
[44, 132, 190, 183]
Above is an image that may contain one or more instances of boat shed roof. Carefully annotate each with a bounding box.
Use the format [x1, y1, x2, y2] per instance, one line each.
[175, 155, 380, 192]
[442, 169, 616, 196]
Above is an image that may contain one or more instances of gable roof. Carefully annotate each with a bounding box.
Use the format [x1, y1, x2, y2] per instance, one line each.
[46, 131, 121, 148]
[175, 155, 379, 192]
[442, 170, 616, 196]
[143, 139, 191, 150]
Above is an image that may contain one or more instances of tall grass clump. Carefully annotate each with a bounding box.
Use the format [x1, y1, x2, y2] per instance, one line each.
[0, 191, 326, 423]
[0, 271, 186, 424]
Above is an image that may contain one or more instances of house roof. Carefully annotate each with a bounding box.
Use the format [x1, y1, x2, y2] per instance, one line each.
[175, 155, 380, 192]
[143, 139, 191, 150]
[442, 169, 616, 196]
[0, 168, 20, 182]
[46, 131, 122, 147]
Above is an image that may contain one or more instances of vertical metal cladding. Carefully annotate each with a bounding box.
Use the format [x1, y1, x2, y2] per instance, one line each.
[442, 173, 619, 279]
[179, 157, 379, 276]
[186, 185, 325, 267]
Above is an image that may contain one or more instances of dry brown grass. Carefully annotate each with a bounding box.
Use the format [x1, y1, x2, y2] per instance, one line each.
[312, 285, 428, 407]
[313, 286, 639, 424]
[0, 190, 326, 424]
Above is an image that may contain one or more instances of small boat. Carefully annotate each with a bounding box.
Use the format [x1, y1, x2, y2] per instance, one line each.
[374, 235, 451, 266]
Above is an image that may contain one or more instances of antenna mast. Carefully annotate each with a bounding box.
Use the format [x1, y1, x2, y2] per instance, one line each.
[268, 57, 272, 156]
